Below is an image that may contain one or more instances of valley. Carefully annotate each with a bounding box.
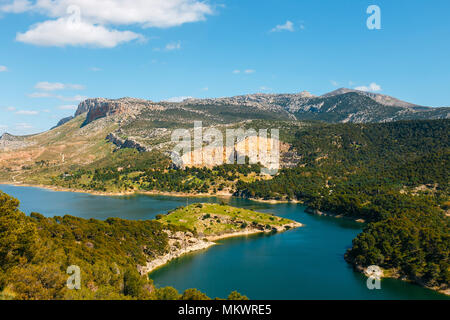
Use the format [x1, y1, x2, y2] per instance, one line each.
[0, 88, 448, 298]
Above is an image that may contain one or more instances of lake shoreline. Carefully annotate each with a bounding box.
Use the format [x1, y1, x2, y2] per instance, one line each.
[0, 181, 234, 198]
[357, 265, 450, 297]
[304, 207, 367, 223]
[1, 182, 446, 299]
[0, 182, 367, 225]
[0, 181, 303, 204]
[141, 223, 303, 275]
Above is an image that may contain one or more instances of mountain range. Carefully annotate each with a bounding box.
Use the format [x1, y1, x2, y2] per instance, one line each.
[55, 88, 449, 130]
[0, 88, 448, 184]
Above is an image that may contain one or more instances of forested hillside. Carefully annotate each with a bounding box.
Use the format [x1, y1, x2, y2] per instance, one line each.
[235, 120, 449, 291]
[236, 120, 449, 212]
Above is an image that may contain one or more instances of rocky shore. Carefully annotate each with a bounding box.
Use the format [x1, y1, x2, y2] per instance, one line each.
[138, 232, 215, 275]
[354, 264, 450, 296]
[305, 207, 366, 223]
[139, 222, 302, 275]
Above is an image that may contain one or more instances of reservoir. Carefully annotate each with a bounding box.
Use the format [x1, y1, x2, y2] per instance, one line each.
[1, 184, 447, 300]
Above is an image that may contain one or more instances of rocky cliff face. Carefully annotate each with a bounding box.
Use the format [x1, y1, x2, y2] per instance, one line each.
[75, 97, 163, 127]
[178, 136, 298, 170]
[76, 98, 130, 126]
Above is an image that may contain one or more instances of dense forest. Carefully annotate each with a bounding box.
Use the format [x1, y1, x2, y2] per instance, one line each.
[0, 192, 248, 300]
[235, 120, 449, 291]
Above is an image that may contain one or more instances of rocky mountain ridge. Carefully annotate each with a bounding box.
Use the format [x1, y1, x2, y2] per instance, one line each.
[76, 97, 167, 127]
[180, 91, 314, 113]
[71, 89, 449, 128]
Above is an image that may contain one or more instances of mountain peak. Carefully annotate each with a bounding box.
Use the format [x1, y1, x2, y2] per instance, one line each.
[0, 132, 15, 140]
[322, 88, 420, 108]
[298, 90, 313, 98]
[322, 88, 354, 96]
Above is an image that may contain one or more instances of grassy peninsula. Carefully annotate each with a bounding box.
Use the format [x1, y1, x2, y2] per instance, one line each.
[158, 203, 299, 236]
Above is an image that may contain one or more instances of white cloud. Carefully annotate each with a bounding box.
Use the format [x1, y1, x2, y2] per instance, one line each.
[0, 0, 32, 13]
[355, 82, 382, 92]
[6, 106, 16, 111]
[164, 96, 193, 102]
[90, 67, 102, 72]
[271, 20, 294, 32]
[35, 82, 65, 91]
[29, 92, 87, 101]
[58, 105, 77, 110]
[165, 41, 181, 51]
[28, 92, 52, 98]
[15, 122, 33, 130]
[259, 86, 272, 92]
[15, 110, 39, 115]
[63, 94, 87, 102]
[0, 65, 8, 72]
[2, 0, 213, 27]
[16, 15, 143, 48]
[233, 69, 255, 75]
[331, 80, 339, 87]
[35, 81, 85, 91]
[3, 0, 213, 47]
[154, 41, 182, 52]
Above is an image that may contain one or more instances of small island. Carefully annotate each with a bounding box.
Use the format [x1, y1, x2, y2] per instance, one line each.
[139, 203, 302, 274]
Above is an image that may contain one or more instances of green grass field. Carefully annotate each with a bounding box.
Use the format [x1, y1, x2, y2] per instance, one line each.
[157, 203, 297, 236]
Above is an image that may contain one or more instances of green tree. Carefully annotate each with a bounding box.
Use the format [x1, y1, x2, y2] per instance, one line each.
[0, 192, 38, 272]
[181, 288, 211, 300]
[153, 286, 181, 300]
[227, 291, 249, 300]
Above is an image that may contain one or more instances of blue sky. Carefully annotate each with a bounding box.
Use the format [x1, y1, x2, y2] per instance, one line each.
[0, 0, 449, 135]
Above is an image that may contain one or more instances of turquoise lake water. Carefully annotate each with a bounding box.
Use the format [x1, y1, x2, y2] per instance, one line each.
[1, 184, 448, 300]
